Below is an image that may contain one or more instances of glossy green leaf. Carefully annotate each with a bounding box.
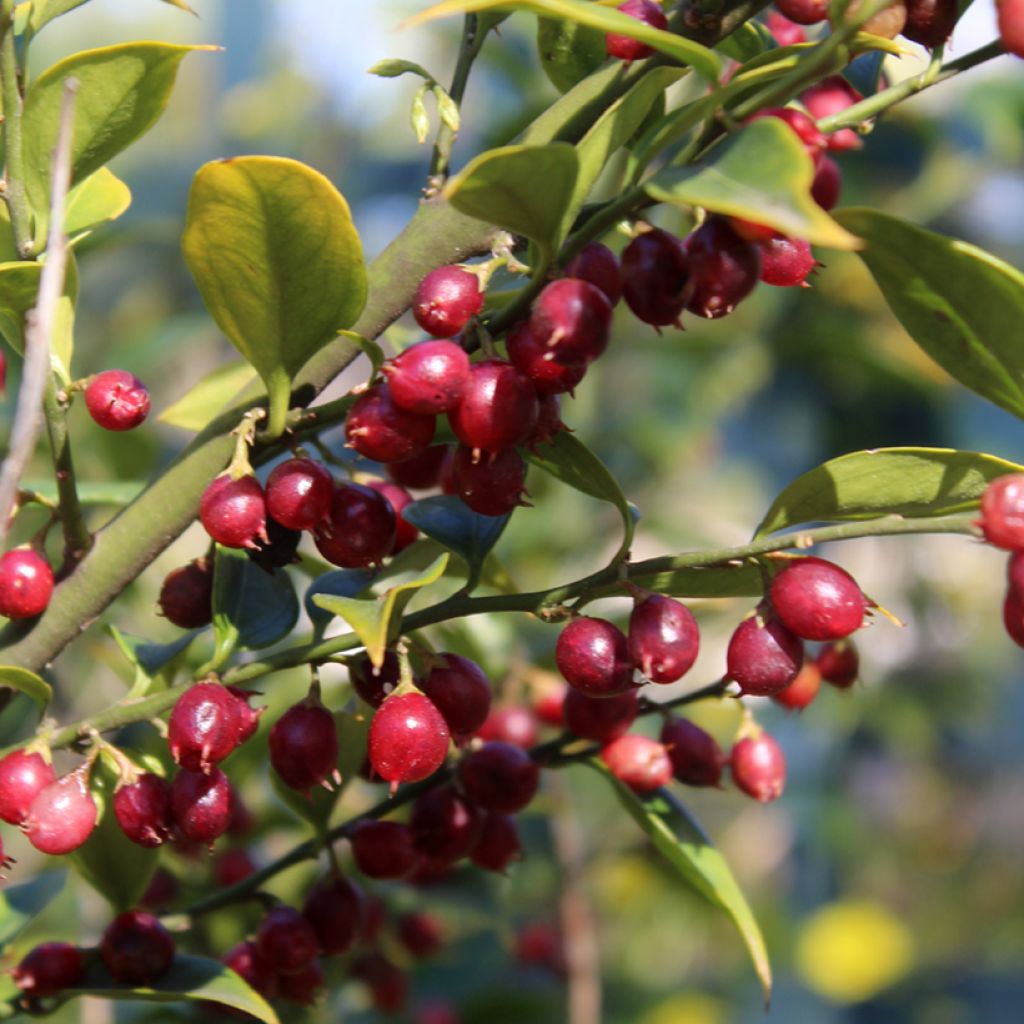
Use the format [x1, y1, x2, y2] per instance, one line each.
[182, 156, 367, 436]
[755, 448, 1023, 537]
[63, 955, 279, 1024]
[647, 119, 861, 250]
[159, 362, 261, 432]
[834, 208, 1024, 420]
[64, 167, 132, 243]
[0, 256, 78, 379]
[0, 666, 52, 717]
[597, 766, 772, 1002]
[0, 872, 65, 951]
[445, 142, 579, 257]
[537, 15, 606, 94]
[312, 553, 449, 668]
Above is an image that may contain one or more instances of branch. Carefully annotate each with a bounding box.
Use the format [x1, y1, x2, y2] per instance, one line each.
[0, 0, 32, 258]
[428, 14, 484, 183]
[42, 376, 92, 564]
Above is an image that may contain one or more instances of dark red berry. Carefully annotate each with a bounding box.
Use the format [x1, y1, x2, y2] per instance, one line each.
[302, 873, 365, 956]
[772, 661, 822, 710]
[775, 0, 828, 23]
[199, 474, 267, 550]
[410, 786, 484, 862]
[453, 445, 528, 517]
[269, 696, 340, 794]
[659, 717, 724, 787]
[278, 959, 325, 1006]
[346, 384, 436, 464]
[413, 266, 484, 337]
[0, 748, 56, 824]
[420, 653, 493, 737]
[470, 811, 523, 872]
[0, 549, 54, 619]
[168, 682, 247, 772]
[979, 474, 1024, 550]
[628, 594, 700, 684]
[801, 77, 863, 152]
[439, 446, 458, 494]
[447, 359, 539, 454]
[765, 10, 806, 44]
[350, 651, 402, 708]
[760, 236, 816, 287]
[506, 321, 587, 396]
[25, 768, 97, 855]
[458, 741, 540, 813]
[158, 558, 213, 629]
[387, 445, 450, 490]
[811, 155, 842, 210]
[816, 638, 859, 688]
[563, 688, 638, 743]
[265, 457, 333, 531]
[352, 952, 409, 1013]
[769, 556, 866, 640]
[516, 922, 566, 975]
[384, 339, 471, 414]
[748, 106, 827, 164]
[368, 692, 451, 787]
[556, 616, 635, 697]
[998, 0, 1024, 58]
[726, 610, 804, 695]
[170, 767, 231, 844]
[256, 904, 319, 973]
[350, 819, 419, 879]
[731, 733, 786, 803]
[1009, 549, 1024, 593]
[606, 0, 668, 61]
[1005, 590, 1024, 648]
[365, 479, 418, 552]
[398, 912, 445, 958]
[529, 278, 613, 365]
[212, 848, 256, 887]
[225, 686, 263, 744]
[528, 393, 566, 449]
[223, 940, 278, 1000]
[13, 942, 84, 997]
[683, 217, 762, 319]
[565, 242, 622, 306]
[477, 706, 539, 749]
[601, 734, 672, 793]
[621, 228, 690, 327]
[314, 482, 396, 568]
[84, 370, 150, 431]
[114, 773, 172, 848]
[100, 911, 175, 984]
[903, 0, 958, 46]
[140, 868, 179, 911]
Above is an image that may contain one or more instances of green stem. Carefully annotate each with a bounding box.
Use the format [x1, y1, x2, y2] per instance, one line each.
[42, 375, 92, 564]
[428, 14, 484, 182]
[0, 0, 32, 258]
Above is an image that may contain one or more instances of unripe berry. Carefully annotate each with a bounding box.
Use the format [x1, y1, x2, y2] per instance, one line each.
[314, 482, 396, 568]
[628, 594, 700, 684]
[0, 549, 54, 619]
[365, 479, 418, 552]
[683, 217, 762, 319]
[170, 767, 231, 845]
[447, 359, 539, 454]
[350, 819, 419, 879]
[168, 682, 248, 772]
[506, 321, 587, 396]
[84, 370, 150, 431]
[726, 610, 804, 695]
[771, 661, 822, 710]
[529, 278, 613, 365]
[774, 0, 828, 23]
[222, 941, 278, 1000]
[256, 905, 319, 972]
[621, 227, 690, 327]
[601, 734, 673, 793]
[760, 237, 816, 287]
[368, 692, 451, 787]
[564, 688, 638, 743]
[13, 943, 84, 998]
[413, 266, 484, 337]
[748, 107, 827, 165]
[0, 748, 57, 824]
[477, 706, 539, 749]
[269, 696, 340, 794]
[816, 638, 859, 687]
[659, 716, 724, 787]
[265, 457, 333, 531]
[998, 0, 1024, 58]
[114, 773, 172, 847]
[471, 810, 524, 872]
[565, 242, 622, 306]
[731, 733, 786, 803]
[345, 384, 436, 463]
[25, 768, 97, 855]
[199, 474, 267, 549]
[384, 339, 471, 414]
[458, 741, 540, 812]
[398, 912, 445, 959]
[386, 445, 450, 490]
[410, 786, 484, 862]
[158, 558, 213, 629]
[100, 911, 175, 984]
[765, 10, 806, 44]
[302, 873, 365, 956]
[800, 77, 863, 152]
[556, 617, 635, 697]
[420, 653, 493, 737]
[606, 0, 668, 61]
[811, 155, 842, 210]
[769, 556, 867, 640]
[979, 474, 1024, 550]
[453, 445, 529, 517]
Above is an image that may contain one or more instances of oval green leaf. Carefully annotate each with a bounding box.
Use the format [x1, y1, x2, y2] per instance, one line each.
[537, 15, 607, 94]
[0, 871, 66, 951]
[756, 447, 1024, 537]
[0, 665, 52, 717]
[834, 208, 1024, 420]
[64, 167, 132, 244]
[159, 361, 261, 432]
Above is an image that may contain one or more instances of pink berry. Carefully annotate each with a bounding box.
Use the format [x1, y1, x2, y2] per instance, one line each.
[748, 107, 827, 164]
[470, 811, 524, 872]
[621, 228, 690, 327]
[476, 706, 539, 749]
[556, 617, 635, 698]
[302, 873, 365, 956]
[565, 242, 622, 306]
[114, 773, 172, 848]
[447, 359, 539, 454]
[775, 0, 828, 22]
[384, 339, 471, 415]
[410, 786, 484, 862]
[223, 940, 278, 1000]
[979, 474, 1024, 550]
[628, 594, 700, 684]
[765, 10, 806, 44]
[0, 748, 57, 824]
[731, 733, 786, 803]
[265, 457, 333, 531]
[368, 692, 451, 787]
[350, 819, 419, 879]
[212, 848, 256, 887]
[100, 911, 174, 983]
[84, 370, 150, 431]
[998, 0, 1024, 58]
[769, 556, 867, 640]
[563, 688, 639, 743]
[801, 77, 863, 152]
[659, 717, 724, 787]
[0, 549, 54, 619]
[506, 321, 587, 396]
[903, 0, 958, 47]
[158, 558, 213, 629]
[413, 266, 484, 337]
[726, 610, 804, 695]
[811, 155, 842, 210]
[420, 653, 493, 737]
[314, 482, 396, 568]
[683, 217, 762, 319]
[606, 0, 668, 61]
[199, 474, 267, 549]
[601, 734, 673, 793]
[760, 236, 816, 287]
[771, 661, 822, 710]
[453, 445, 528, 517]
[816, 638, 859, 688]
[25, 767, 97, 855]
[256, 904, 319, 972]
[170, 766, 231, 844]
[458, 741, 540, 813]
[349, 651, 402, 708]
[168, 682, 247, 772]
[365, 480, 418, 552]
[398, 912, 445, 958]
[13, 942, 84, 997]
[278, 959, 325, 1006]
[386, 445, 450, 490]
[269, 696, 340, 794]
[528, 278, 613, 365]
[346, 384, 436, 464]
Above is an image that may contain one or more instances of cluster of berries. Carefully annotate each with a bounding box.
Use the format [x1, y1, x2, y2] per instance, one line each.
[773, 0, 959, 47]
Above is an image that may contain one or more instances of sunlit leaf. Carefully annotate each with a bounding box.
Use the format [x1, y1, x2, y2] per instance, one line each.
[159, 362, 261, 432]
[64, 167, 132, 243]
[0, 666, 52, 717]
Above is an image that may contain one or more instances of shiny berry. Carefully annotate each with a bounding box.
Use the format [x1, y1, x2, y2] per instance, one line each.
[84, 370, 150, 431]
[453, 445, 528, 516]
[114, 773, 172, 848]
[314, 482, 396, 568]
[556, 616, 635, 697]
[302, 873, 365, 956]
[100, 911, 175, 984]
[447, 359, 539, 454]
[365, 480, 418, 552]
[170, 767, 231, 844]
[350, 651, 402, 707]
[471, 811, 523, 872]
[731, 733, 786, 803]
[506, 321, 587, 396]
[760, 236, 816, 287]
[0, 748, 56, 824]
[564, 688, 638, 743]
[772, 661, 822, 710]
[726, 610, 804, 695]
[413, 266, 484, 337]
[660, 717, 724, 787]
[25, 768, 97, 855]
[621, 228, 690, 327]
[398, 912, 445, 958]
[816, 638, 859, 688]
[158, 558, 213, 629]
[350, 819, 419, 879]
[769, 556, 866, 640]
[256, 905, 319, 972]
[998, 0, 1024, 58]
[529, 278, 613, 365]
[352, 952, 409, 1013]
[458, 741, 540, 813]
[606, 0, 668, 61]
[775, 0, 828, 22]
[477, 706, 539, 749]
[801, 77, 863, 152]
[278, 959, 325, 1006]
[601, 734, 673, 793]
[811, 155, 842, 210]
[410, 786, 484, 862]
[269, 696, 340, 794]
[979, 474, 1024, 550]
[628, 594, 700, 684]
[384, 340, 471, 414]
[13, 943, 84, 997]
[212, 848, 256, 887]
[199, 474, 267, 549]
[420, 653, 492, 737]
[368, 692, 451, 787]
[748, 107, 827, 164]
[168, 682, 246, 772]
[345, 384, 436, 463]
[683, 217, 762, 319]
[226, 686, 263, 744]
[765, 10, 806, 44]
[0, 549, 54, 619]
[566, 242, 621, 305]
[265, 457, 333, 531]
[223, 941, 277, 1000]
[387, 445, 450, 490]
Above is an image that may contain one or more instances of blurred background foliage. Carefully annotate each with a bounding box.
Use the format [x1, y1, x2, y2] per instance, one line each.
[2, 0, 1024, 1022]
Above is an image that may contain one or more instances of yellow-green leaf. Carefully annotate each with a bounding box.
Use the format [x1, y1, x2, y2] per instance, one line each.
[0, 665, 52, 717]
[159, 362, 261, 432]
[64, 167, 132, 243]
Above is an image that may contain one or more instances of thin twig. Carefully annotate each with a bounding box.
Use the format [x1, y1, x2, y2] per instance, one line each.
[0, 0, 32, 257]
[428, 14, 483, 183]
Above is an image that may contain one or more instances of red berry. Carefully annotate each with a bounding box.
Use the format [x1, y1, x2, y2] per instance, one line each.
[84, 369, 150, 431]
[771, 661, 822, 710]
[0, 748, 57, 824]
[100, 911, 175, 984]
[314, 482, 396, 568]
[565, 242, 622, 306]
[765, 10, 806, 44]
[979, 474, 1024, 550]
[621, 228, 690, 327]
[410, 786, 484, 862]
[470, 811, 523, 872]
[533, 680, 568, 726]
[729, 216, 781, 244]
[114, 773, 172, 848]
[25, 767, 97, 855]
[601, 733, 672, 793]
[628, 594, 700, 684]
[903, 0, 958, 47]
[998, 0, 1024, 58]
[223, 940, 278, 1000]
[384, 340, 471, 414]
[453, 445, 528, 517]
[606, 0, 668, 61]
[302, 873, 365, 956]
[760, 237, 816, 287]
[801, 77, 863, 152]
[811, 155, 842, 210]
[168, 682, 247, 772]
[256, 904, 320, 972]
[556, 617, 635, 697]
[447, 359, 539, 454]
[350, 650, 402, 708]
[477, 706, 539, 749]
[458, 741, 540, 813]
[398, 912, 445, 958]
[516, 922, 566, 974]
[775, 0, 828, 22]
[346, 384, 436, 464]
[816, 638, 859, 688]
[199, 474, 267, 550]
[368, 692, 451, 787]
[0, 549, 54, 619]
[748, 107, 827, 164]
[158, 558, 213, 629]
[140, 868, 179, 911]
[506, 321, 587, 396]
[413, 266, 484, 337]
[528, 392, 566, 449]
[731, 733, 786, 803]
[269, 696, 340, 794]
[683, 217, 762, 319]
[352, 952, 409, 1013]
[529, 278, 613, 365]
[265, 457, 333, 531]
[769, 556, 866, 640]
[225, 686, 263, 744]
[277, 959, 325, 1006]
[386, 445, 450, 490]
[365, 479, 418, 552]
[350, 819, 419, 879]
[13, 942, 84, 997]
[564, 688, 639, 743]
[420, 653, 493, 737]
[212, 848, 256, 887]
[1005, 590, 1024, 648]
[170, 767, 231, 844]
[726, 610, 804, 695]
[659, 717, 724, 787]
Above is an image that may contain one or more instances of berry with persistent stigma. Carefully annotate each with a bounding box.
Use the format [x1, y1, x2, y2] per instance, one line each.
[25, 767, 97, 855]
[0, 549, 54, 620]
[621, 228, 690, 328]
[383, 339, 471, 415]
[368, 692, 451, 788]
[84, 370, 150, 431]
[113, 773, 173, 848]
[265, 457, 333, 531]
[169, 767, 232, 845]
[413, 266, 484, 338]
[269, 695, 340, 794]
[199, 474, 267, 550]
[345, 384, 436, 464]
[760, 236, 817, 287]
[769, 556, 867, 641]
[556, 617, 636, 698]
[168, 682, 249, 773]
[420, 652, 493, 738]
[683, 217, 762, 319]
[453, 445, 529, 517]
[447, 359, 539, 454]
[158, 558, 213, 629]
[660, 716, 725, 787]
[628, 594, 700, 684]
[13, 943, 84, 998]
[731, 732, 786, 803]
[506, 321, 587, 396]
[314, 482, 396, 568]
[726, 608, 804, 695]
[529, 278, 613, 365]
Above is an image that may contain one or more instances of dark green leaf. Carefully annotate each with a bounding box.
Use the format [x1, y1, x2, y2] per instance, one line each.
[834, 208, 1024, 420]
[0, 872, 66, 951]
[158, 362, 260, 432]
[537, 16, 607, 94]
[107, 625, 199, 699]
[304, 568, 377, 627]
[0, 666, 52, 717]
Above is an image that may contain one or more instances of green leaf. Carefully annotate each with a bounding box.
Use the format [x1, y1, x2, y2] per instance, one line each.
[834, 208, 1024, 420]
[0, 872, 65, 951]
[182, 156, 367, 437]
[0, 666, 52, 717]
[23, 43, 215, 238]
[64, 167, 132, 243]
[107, 624, 199, 699]
[596, 766, 772, 1002]
[445, 142, 579, 258]
[159, 362, 261, 432]
[716, 19, 776, 62]
[19, 478, 143, 506]
[312, 553, 449, 668]
[25, 0, 90, 35]
[755, 447, 1023, 537]
[62, 955, 279, 1024]
[537, 15, 607, 94]
[304, 569, 377, 628]
[647, 119, 861, 250]
[0, 256, 78, 379]
[409, 0, 722, 83]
